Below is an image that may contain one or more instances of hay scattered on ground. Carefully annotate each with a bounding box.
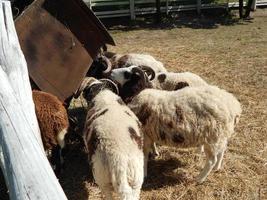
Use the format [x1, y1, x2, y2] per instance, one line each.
[1, 9, 266, 200]
[82, 9, 267, 200]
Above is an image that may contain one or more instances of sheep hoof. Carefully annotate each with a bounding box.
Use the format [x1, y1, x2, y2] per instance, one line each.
[149, 152, 159, 160]
[214, 166, 222, 172]
[195, 176, 206, 184]
[196, 145, 204, 154]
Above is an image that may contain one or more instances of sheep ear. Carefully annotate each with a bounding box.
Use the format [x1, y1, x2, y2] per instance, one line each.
[99, 79, 119, 95]
[175, 82, 189, 90]
[157, 73, 166, 83]
[139, 65, 155, 81]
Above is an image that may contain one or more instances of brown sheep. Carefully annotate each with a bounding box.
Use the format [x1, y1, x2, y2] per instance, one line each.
[32, 90, 69, 175]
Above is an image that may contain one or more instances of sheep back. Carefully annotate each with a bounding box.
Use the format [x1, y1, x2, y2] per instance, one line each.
[116, 53, 167, 73]
[83, 91, 143, 159]
[129, 86, 241, 148]
[152, 72, 208, 90]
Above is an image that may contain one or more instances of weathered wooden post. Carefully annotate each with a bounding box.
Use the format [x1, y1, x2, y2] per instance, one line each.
[155, 0, 161, 23]
[0, 1, 67, 199]
[166, 0, 169, 15]
[197, 0, 201, 15]
[239, 0, 244, 18]
[244, 0, 256, 18]
[251, 0, 257, 11]
[130, 0, 136, 20]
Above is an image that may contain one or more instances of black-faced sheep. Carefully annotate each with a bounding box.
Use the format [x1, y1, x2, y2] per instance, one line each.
[32, 90, 69, 175]
[74, 77, 144, 200]
[86, 54, 113, 79]
[110, 65, 155, 104]
[110, 68, 210, 157]
[86, 51, 162, 82]
[110, 68, 209, 101]
[128, 86, 242, 183]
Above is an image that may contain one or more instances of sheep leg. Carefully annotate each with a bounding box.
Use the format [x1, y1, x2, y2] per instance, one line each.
[132, 188, 141, 200]
[144, 136, 153, 178]
[196, 144, 217, 184]
[214, 140, 228, 171]
[150, 142, 160, 159]
[144, 149, 149, 178]
[50, 145, 62, 176]
[197, 145, 204, 154]
[149, 142, 159, 159]
[101, 185, 114, 200]
[213, 151, 225, 171]
[56, 128, 68, 171]
[118, 192, 133, 200]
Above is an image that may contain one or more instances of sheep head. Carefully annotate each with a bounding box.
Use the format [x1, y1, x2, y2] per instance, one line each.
[110, 66, 153, 103]
[74, 77, 119, 102]
[86, 55, 112, 79]
[110, 65, 155, 86]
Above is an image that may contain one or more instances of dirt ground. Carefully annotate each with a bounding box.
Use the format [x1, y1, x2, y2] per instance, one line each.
[1, 8, 267, 200]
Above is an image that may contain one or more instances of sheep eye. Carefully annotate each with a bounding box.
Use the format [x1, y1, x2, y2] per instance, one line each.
[124, 71, 131, 79]
[83, 90, 91, 100]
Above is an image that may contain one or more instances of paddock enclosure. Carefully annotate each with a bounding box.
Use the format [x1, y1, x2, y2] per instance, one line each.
[1, 2, 267, 200]
[61, 8, 267, 200]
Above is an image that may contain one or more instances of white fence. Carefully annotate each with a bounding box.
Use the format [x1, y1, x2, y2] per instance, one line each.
[83, 0, 267, 19]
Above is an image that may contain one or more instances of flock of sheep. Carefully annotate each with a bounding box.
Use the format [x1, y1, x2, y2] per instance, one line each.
[32, 50, 242, 200]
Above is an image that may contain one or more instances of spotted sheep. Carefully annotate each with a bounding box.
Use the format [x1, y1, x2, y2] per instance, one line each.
[110, 67, 209, 157]
[150, 71, 210, 156]
[102, 51, 167, 73]
[128, 85, 242, 183]
[152, 71, 208, 91]
[32, 90, 69, 176]
[74, 77, 144, 200]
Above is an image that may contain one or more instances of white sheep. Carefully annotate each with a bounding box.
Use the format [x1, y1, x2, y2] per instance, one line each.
[74, 77, 144, 200]
[128, 85, 242, 183]
[32, 90, 69, 175]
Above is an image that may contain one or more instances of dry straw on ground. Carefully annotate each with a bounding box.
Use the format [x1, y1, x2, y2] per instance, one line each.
[1, 8, 266, 200]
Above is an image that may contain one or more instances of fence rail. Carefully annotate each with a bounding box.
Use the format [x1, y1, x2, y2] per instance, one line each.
[83, 0, 267, 19]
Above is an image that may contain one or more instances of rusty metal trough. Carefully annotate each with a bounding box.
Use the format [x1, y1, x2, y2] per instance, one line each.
[15, 0, 115, 102]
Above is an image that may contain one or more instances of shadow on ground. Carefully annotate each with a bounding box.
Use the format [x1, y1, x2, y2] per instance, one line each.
[0, 168, 9, 200]
[102, 9, 253, 31]
[143, 157, 188, 191]
[59, 105, 92, 200]
[59, 138, 92, 200]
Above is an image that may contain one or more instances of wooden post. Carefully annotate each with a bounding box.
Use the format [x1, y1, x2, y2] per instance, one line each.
[155, 0, 161, 23]
[197, 0, 201, 15]
[239, 0, 244, 18]
[0, 1, 67, 199]
[88, 0, 92, 9]
[166, 0, 169, 15]
[251, 0, 257, 11]
[130, 0, 135, 20]
[244, 0, 255, 18]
